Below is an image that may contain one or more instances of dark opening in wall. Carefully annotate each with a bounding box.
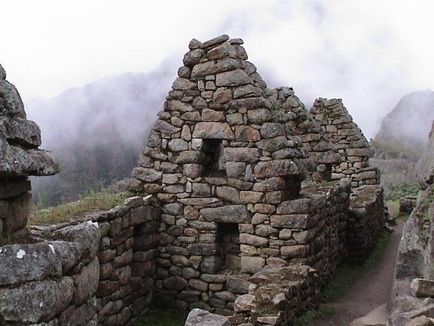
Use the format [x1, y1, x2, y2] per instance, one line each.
[216, 223, 240, 272]
[202, 139, 226, 177]
[285, 175, 302, 199]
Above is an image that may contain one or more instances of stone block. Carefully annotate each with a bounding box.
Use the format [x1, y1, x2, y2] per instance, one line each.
[201, 205, 250, 223]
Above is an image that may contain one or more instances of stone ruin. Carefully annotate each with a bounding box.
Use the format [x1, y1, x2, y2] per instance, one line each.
[131, 35, 385, 324]
[0, 64, 59, 242]
[0, 35, 386, 326]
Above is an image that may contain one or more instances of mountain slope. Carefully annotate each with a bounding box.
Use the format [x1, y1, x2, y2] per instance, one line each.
[27, 70, 174, 205]
[373, 90, 434, 161]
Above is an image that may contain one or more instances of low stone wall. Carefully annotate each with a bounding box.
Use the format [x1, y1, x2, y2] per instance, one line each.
[153, 181, 350, 315]
[0, 221, 100, 325]
[348, 185, 385, 259]
[231, 265, 320, 325]
[0, 195, 159, 325]
[94, 195, 160, 325]
[399, 196, 417, 214]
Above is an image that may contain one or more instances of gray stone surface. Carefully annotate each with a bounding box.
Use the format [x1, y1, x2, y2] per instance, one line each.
[185, 308, 230, 326]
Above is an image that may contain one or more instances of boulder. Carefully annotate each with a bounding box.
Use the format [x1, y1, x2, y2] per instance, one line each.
[185, 308, 230, 326]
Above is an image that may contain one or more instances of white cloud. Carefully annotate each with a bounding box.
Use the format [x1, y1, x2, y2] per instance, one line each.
[2, 0, 434, 137]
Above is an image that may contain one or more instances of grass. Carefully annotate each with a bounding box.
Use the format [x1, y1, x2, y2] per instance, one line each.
[294, 230, 392, 325]
[294, 305, 334, 326]
[385, 199, 410, 222]
[29, 190, 130, 225]
[385, 183, 419, 201]
[136, 309, 185, 326]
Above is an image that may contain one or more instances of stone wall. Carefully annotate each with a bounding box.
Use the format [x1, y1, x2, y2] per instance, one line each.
[0, 195, 159, 325]
[348, 185, 385, 259]
[0, 64, 59, 243]
[268, 87, 340, 182]
[0, 221, 100, 325]
[311, 98, 380, 187]
[231, 265, 320, 325]
[94, 195, 160, 325]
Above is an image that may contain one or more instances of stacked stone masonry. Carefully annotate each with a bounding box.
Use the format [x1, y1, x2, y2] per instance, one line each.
[129, 35, 385, 324]
[0, 64, 59, 243]
[0, 35, 386, 326]
[311, 98, 380, 188]
[0, 195, 159, 325]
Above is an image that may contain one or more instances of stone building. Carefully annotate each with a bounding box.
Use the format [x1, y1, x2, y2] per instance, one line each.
[131, 35, 385, 323]
[0, 35, 386, 326]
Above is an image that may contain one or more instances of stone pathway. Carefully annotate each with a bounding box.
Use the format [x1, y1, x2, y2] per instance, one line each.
[317, 221, 404, 326]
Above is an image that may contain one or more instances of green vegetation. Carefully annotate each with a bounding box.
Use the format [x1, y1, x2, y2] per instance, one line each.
[136, 309, 185, 326]
[29, 190, 130, 225]
[294, 305, 334, 326]
[386, 199, 410, 221]
[294, 230, 392, 325]
[385, 183, 419, 201]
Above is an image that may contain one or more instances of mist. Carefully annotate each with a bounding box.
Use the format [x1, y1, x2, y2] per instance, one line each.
[3, 0, 434, 203]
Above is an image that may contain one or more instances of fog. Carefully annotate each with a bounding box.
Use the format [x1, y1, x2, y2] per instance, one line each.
[3, 0, 434, 139]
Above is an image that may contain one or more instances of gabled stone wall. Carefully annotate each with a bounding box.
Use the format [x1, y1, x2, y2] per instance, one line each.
[311, 98, 380, 187]
[268, 87, 340, 182]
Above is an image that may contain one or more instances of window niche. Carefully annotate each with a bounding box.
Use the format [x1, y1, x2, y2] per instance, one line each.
[216, 222, 241, 272]
[202, 139, 226, 177]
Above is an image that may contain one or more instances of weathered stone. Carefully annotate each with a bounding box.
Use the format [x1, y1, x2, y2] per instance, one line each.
[234, 294, 255, 312]
[254, 160, 299, 178]
[201, 205, 250, 223]
[0, 277, 74, 323]
[167, 100, 194, 113]
[241, 256, 265, 273]
[224, 148, 260, 162]
[73, 258, 99, 305]
[247, 109, 272, 124]
[169, 78, 197, 90]
[192, 122, 234, 139]
[191, 59, 241, 79]
[276, 198, 313, 214]
[235, 126, 260, 142]
[185, 308, 230, 326]
[411, 278, 434, 297]
[226, 276, 252, 294]
[216, 186, 240, 203]
[216, 69, 252, 87]
[183, 49, 204, 67]
[240, 233, 268, 247]
[270, 214, 314, 229]
[163, 276, 188, 291]
[213, 88, 233, 104]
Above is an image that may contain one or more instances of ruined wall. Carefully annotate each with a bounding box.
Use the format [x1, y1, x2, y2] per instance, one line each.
[311, 98, 380, 187]
[94, 195, 160, 325]
[129, 35, 356, 317]
[347, 185, 385, 259]
[0, 196, 159, 325]
[268, 87, 340, 182]
[0, 64, 59, 242]
[0, 221, 100, 325]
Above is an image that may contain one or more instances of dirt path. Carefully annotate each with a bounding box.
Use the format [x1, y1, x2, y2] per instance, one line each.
[317, 221, 404, 326]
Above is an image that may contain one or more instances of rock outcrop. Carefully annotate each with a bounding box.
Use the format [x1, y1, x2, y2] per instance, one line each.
[389, 123, 434, 325]
[0, 64, 59, 242]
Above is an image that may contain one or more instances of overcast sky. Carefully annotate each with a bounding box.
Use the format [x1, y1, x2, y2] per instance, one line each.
[2, 0, 434, 137]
